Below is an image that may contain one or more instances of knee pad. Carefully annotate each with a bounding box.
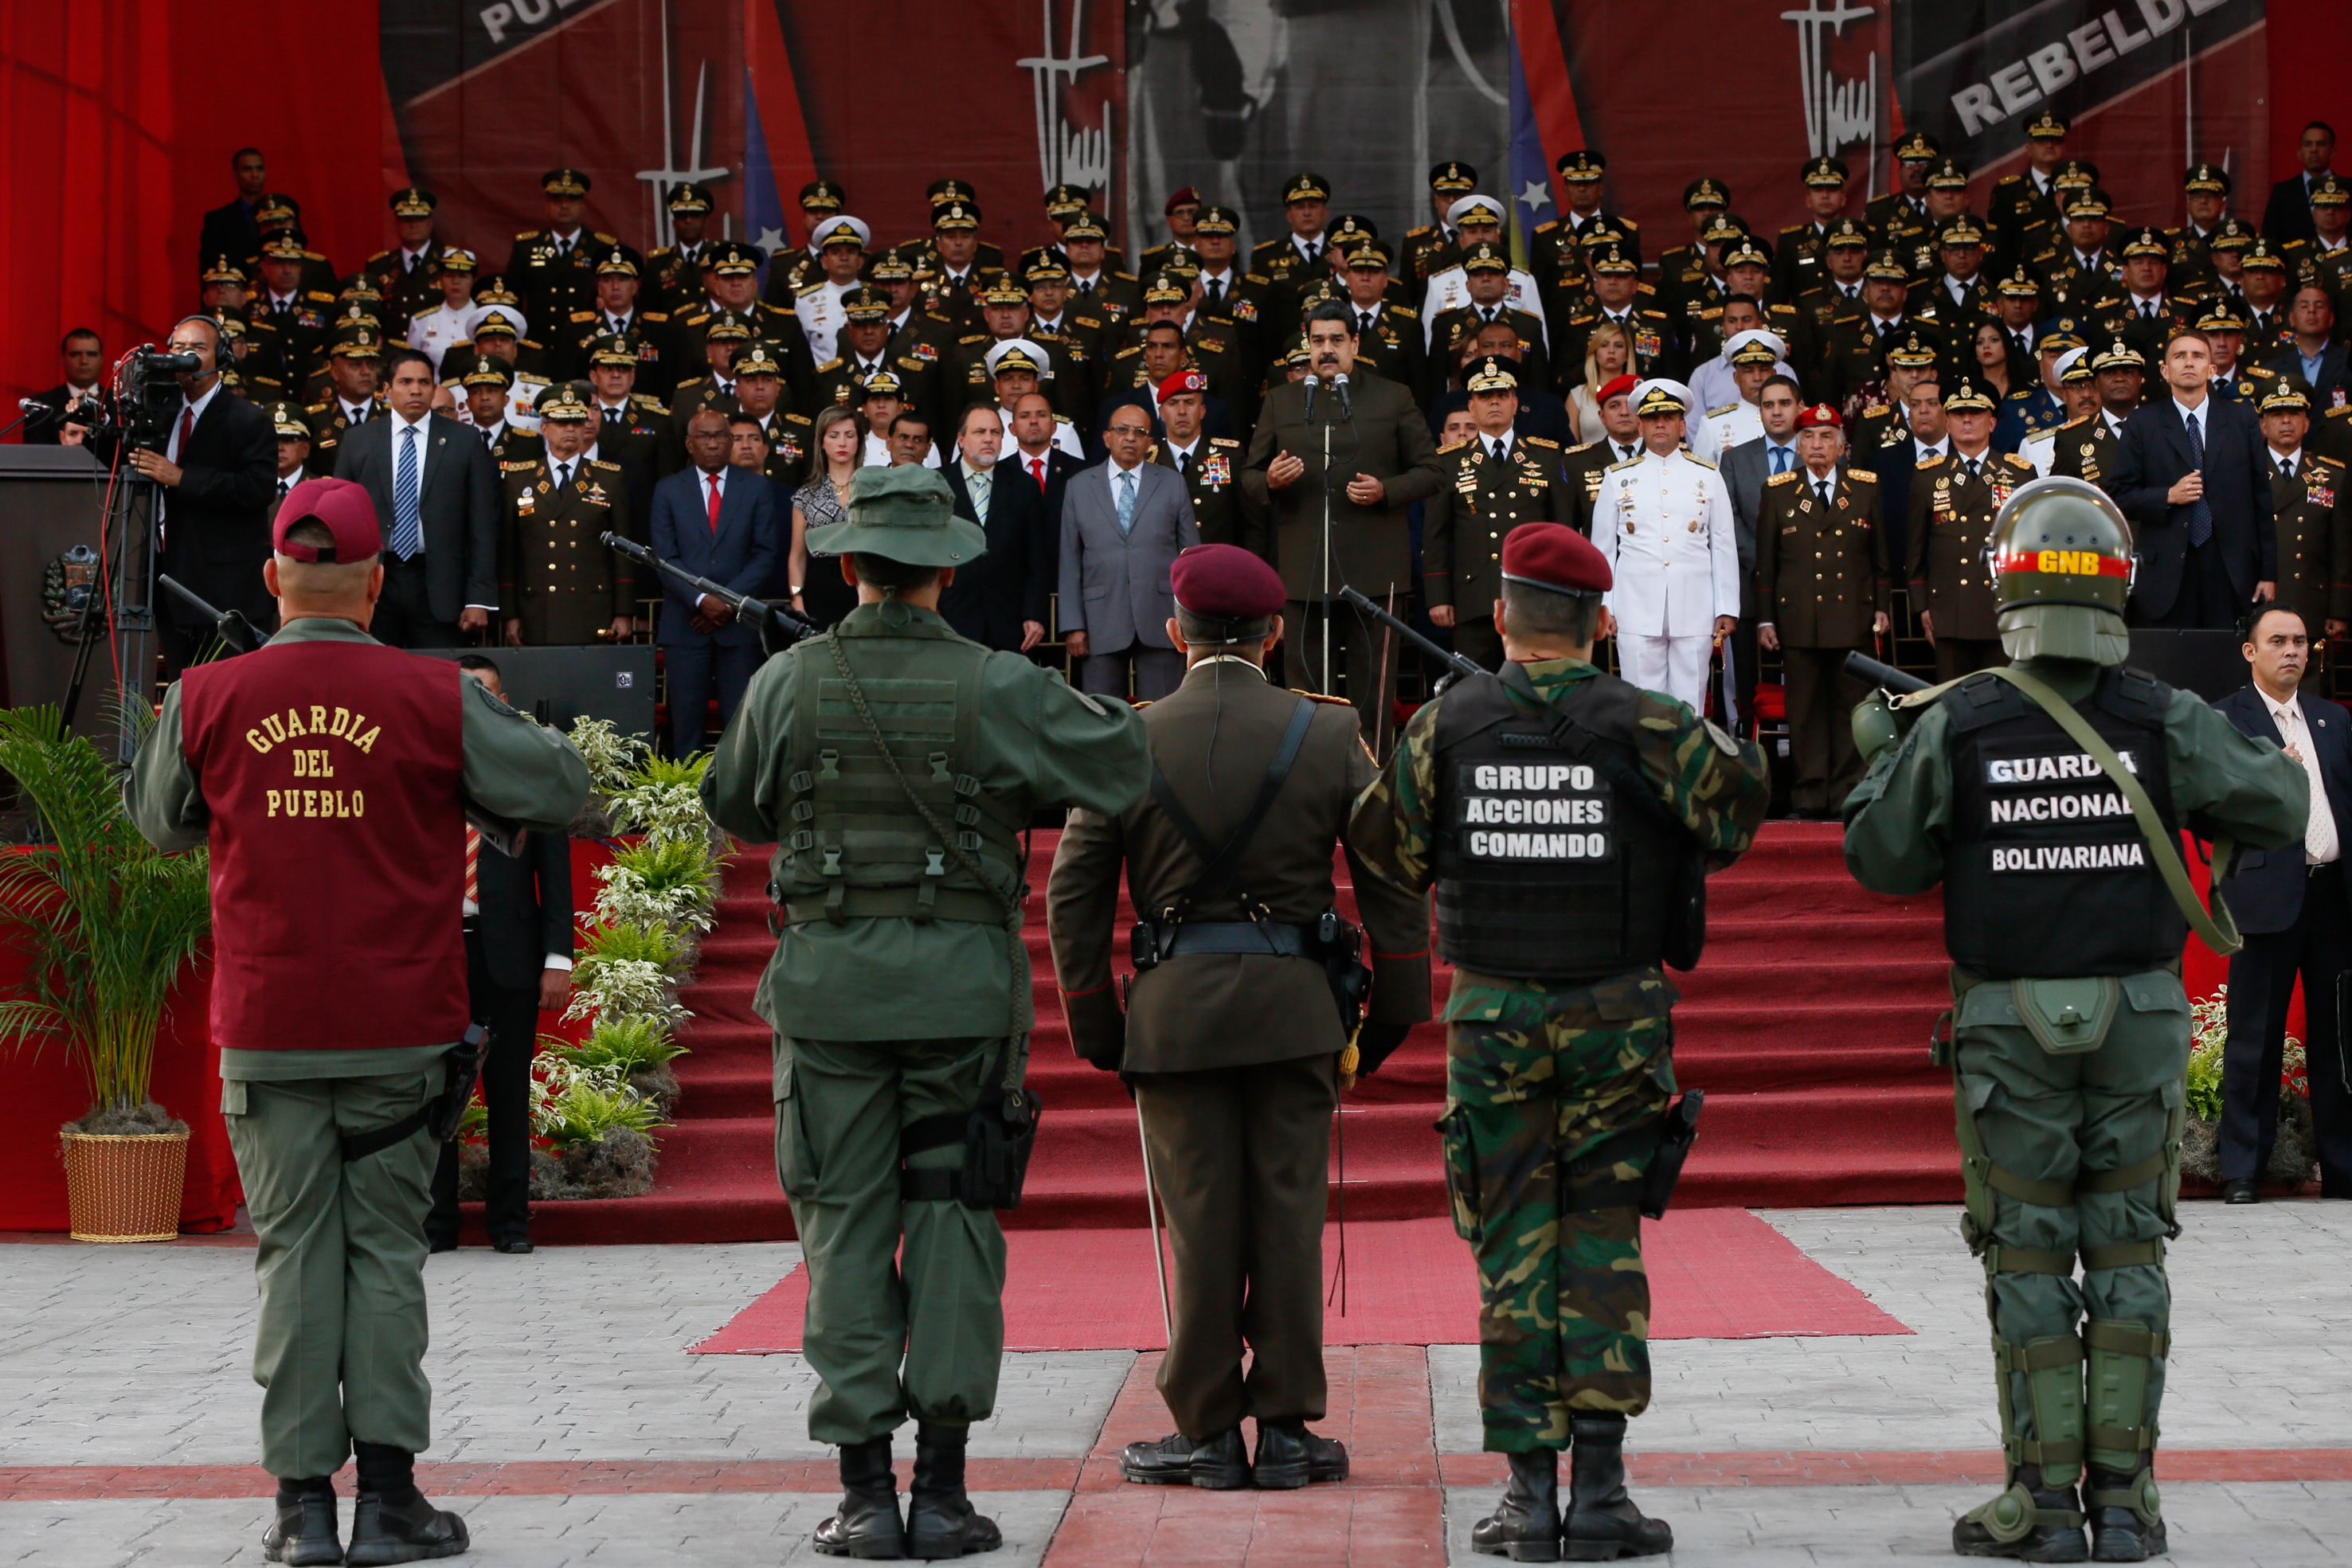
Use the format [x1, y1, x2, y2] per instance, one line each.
[2084, 1319, 2166, 1473]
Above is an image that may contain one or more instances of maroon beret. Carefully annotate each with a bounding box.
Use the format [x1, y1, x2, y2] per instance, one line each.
[1164, 186, 1201, 215]
[1595, 372, 1639, 406]
[1501, 522, 1610, 595]
[1157, 368, 1209, 402]
[274, 476, 382, 562]
[1171, 543, 1285, 620]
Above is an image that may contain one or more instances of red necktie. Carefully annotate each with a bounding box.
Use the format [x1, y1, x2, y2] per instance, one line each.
[706, 473, 722, 534]
[1029, 456, 1046, 493]
[464, 826, 480, 907]
[176, 406, 194, 457]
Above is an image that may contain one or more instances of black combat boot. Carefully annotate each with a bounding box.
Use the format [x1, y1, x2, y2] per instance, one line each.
[2084, 1460, 2166, 1562]
[1470, 1448, 1562, 1562]
[344, 1443, 467, 1565]
[1118, 1427, 1252, 1488]
[1563, 1414, 1672, 1561]
[1250, 1419, 1349, 1488]
[907, 1421, 1002, 1559]
[812, 1437, 906, 1559]
[1951, 1464, 2088, 1562]
[262, 1476, 342, 1566]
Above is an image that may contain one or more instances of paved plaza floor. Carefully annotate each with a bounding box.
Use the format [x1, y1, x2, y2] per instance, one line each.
[3, 1202, 2347, 1565]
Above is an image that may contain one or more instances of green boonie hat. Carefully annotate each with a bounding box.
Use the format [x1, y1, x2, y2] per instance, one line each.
[1988, 476, 2135, 664]
[814, 463, 987, 569]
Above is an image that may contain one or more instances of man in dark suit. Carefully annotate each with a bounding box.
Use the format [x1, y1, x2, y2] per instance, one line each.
[196, 147, 271, 279]
[2213, 605, 2352, 1202]
[333, 347, 500, 647]
[2268, 284, 2349, 411]
[1059, 405, 1199, 698]
[83, 317, 276, 671]
[1047, 544, 1429, 1492]
[1241, 303, 1445, 746]
[2111, 327, 2277, 628]
[22, 327, 109, 444]
[2261, 121, 2337, 249]
[1005, 390, 1086, 555]
[427, 655, 577, 1253]
[938, 403, 1051, 651]
[649, 407, 779, 755]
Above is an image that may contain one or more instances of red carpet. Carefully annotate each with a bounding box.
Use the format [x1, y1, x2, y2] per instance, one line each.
[687, 1210, 1909, 1353]
[520, 823, 1961, 1246]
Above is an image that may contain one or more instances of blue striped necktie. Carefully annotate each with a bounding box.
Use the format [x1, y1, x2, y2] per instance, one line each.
[2183, 410, 2213, 547]
[390, 424, 423, 559]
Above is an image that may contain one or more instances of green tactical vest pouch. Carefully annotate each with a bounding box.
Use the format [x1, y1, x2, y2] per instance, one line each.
[2011, 976, 2120, 1057]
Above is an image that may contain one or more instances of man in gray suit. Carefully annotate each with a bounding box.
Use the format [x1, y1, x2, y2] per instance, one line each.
[1716, 373, 1804, 730]
[1059, 403, 1199, 699]
[333, 346, 500, 647]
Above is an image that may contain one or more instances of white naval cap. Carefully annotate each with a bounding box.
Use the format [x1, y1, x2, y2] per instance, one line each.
[1720, 327, 1787, 361]
[1630, 377, 1695, 416]
[1446, 194, 1508, 227]
[984, 336, 1051, 377]
[810, 214, 872, 250]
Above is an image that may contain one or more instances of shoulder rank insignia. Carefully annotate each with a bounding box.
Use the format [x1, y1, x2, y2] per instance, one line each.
[1767, 471, 1798, 486]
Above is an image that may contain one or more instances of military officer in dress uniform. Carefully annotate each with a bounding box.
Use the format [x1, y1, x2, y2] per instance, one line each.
[702, 463, 1150, 1561]
[793, 213, 871, 368]
[1755, 403, 1888, 814]
[303, 326, 385, 477]
[1867, 129, 1943, 244]
[644, 181, 718, 314]
[1989, 111, 2074, 255]
[1689, 334, 1779, 463]
[1908, 380, 2032, 680]
[1406, 160, 1479, 281]
[503, 167, 629, 334]
[364, 187, 447, 334]
[252, 234, 339, 390]
[1332, 239, 1424, 397]
[1152, 369, 1255, 555]
[1541, 148, 1642, 264]
[1563, 374, 1646, 533]
[2257, 381, 2351, 643]
[1061, 212, 1141, 325]
[1048, 541, 1430, 1492]
[1845, 479, 2306, 1565]
[1592, 380, 1742, 710]
[1558, 242, 1681, 391]
[2022, 348, 2102, 477]
[1248, 171, 1335, 288]
[499, 383, 635, 647]
[582, 331, 676, 485]
[553, 249, 675, 393]
[463, 362, 542, 467]
[1771, 156, 1854, 304]
[1426, 240, 1553, 393]
[2049, 337, 2146, 484]
[1652, 178, 1732, 327]
[1423, 195, 1547, 346]
[667, 310, 753, 440]
[1424, 356, 1576, 669]
[124, 478, 591, 1568]
[407, 250, 483, 377]
[1352, 520, 1767, 1564]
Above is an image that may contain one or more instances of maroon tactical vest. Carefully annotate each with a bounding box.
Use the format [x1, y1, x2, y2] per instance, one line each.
[179, 635, 468, 1051]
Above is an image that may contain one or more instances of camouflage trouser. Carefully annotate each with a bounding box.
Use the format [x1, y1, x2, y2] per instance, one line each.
[1949, 966, 2186, 1522]
[1436, 968, 1677, 1453]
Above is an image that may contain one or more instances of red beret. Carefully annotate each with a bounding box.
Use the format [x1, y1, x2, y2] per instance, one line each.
[1795, 401, 1842, 429]
[1157, 368, 1209, 402]
[1501, 522, 1610, 595]
[1595, 373, 1640, 406]
[1164, 186, 1200, 215]
[274, 476, 382, 562]
[1171, 543, 1285, 620]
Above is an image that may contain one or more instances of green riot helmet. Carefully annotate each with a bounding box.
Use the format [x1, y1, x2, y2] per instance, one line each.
[1983, 475, 2135, 664]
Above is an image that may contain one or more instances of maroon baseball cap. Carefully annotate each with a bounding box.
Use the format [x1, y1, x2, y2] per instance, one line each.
[273, 476, 383, 562]
[1501, 523, 1610, 595]
[1172, 543, 1285, 620]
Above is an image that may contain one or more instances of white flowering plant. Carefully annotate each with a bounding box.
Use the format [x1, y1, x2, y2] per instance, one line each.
[566, 716, 649, 796]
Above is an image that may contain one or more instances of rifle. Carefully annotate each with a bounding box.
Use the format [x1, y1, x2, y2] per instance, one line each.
[159, 574, 265, 656]
[1336, 585, 1709, 970]
[1843, 650, 1930, 696]
[158, 575, 532, 855]
[602, 532, 818, 655]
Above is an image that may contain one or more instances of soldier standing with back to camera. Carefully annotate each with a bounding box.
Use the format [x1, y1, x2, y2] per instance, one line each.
[1047, 544, 1432, 1492]
[702, 464, 1150, 1561]
[1844, 477, 2306, 1563]
[1352, 522, 1768, 1563]
[123, 478, 590, 1567]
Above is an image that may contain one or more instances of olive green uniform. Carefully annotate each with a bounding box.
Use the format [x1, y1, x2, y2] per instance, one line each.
[1350, 661, 1768, 1448]
[700, 601, 1149, 1445]
[499, 456, 636, 645]
[122, 618, 590, 1479]
[1422, 436, 1578, 669]
[1843, 656, 2304, 1546]
[1908, 452, 2033, 681]
[2268, 452, 2350, 638]
[1756, 464, 1891, 811]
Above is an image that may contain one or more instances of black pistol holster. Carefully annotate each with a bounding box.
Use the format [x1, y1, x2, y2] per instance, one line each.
[899, 1038, 1041, 1210]
[339, 1022, 489, 1163]
[1560, 1089, 1705, 1221]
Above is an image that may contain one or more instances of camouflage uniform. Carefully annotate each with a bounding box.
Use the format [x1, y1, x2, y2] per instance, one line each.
[1349, 657, 1767, 1449]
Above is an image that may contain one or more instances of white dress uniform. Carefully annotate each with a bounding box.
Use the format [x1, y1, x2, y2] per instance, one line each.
[1593, 447, 1742, 711]
[795, 277, 853, 366]
[1689, 399, 1763, 463]
[407, 303, 476, 376]
[1419, 265, 1548, 346]
[2021, 423, 2061, 476]
[507, 370, 549, 433]
[1684, 349, 1795, 416]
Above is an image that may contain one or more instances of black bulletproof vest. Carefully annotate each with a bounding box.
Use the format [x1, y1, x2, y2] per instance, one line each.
[1942, 667, 2185, 978]
[1430, 668, 1683, 982]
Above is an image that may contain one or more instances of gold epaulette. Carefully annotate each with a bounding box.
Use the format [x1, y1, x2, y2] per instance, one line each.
[1767, 471, 1798, 485]
[590, 459, 620, 471]
[1917, 453, 1948, 468]
[1605, 455, 1643, 473]
[1290, 690, 1355, 706]
[2058, 414, 2094, 430]
[1438, 438, 1470, 454]
[570, 310, 596, 323]
[1523, 435, 1559, 449]
[1849, 467, 1879, 482]
[1705, 403, 1739, 418]
[501, 459, 537, 471]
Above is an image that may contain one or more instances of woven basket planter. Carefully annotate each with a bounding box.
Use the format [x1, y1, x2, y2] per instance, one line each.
[62, 1130, 190, 1242]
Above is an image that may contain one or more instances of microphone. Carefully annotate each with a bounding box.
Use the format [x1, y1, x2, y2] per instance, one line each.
[18, 398, 54, 415]
[1331, 372, 1352, 420]
[1301, 373, 1320, 424]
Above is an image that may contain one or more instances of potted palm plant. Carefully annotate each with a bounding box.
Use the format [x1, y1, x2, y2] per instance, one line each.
[0, 706, 213, 1241]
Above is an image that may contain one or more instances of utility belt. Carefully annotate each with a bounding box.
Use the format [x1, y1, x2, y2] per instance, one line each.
[1128, 909, 1372, 1032]
[771, 882, 1010, 929]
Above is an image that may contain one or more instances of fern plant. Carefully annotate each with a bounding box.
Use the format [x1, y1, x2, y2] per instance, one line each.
[609, 752, 715, 848]
[552, 1015, 687, 1077]
[593, 835, 718, 932]
[0, 706, 213, 1121]
[532, 1058, 664, 1148]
